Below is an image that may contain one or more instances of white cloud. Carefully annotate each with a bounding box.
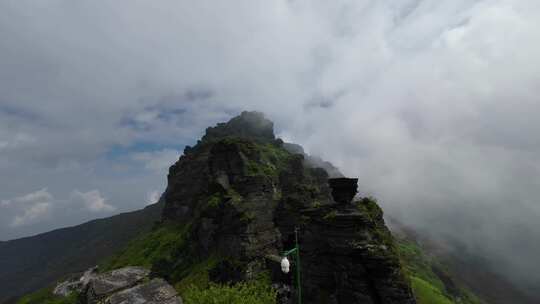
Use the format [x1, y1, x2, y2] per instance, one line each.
[71, 190, 116, 213]
[15, 188, 53, 204]
[146, 190, 161, 206]
[132, 149, 180, 173]
[11, 202, 50, 227]
[0, 133, 36, 152]
[3, 188, 53, 227]
[1, 188, 116, 234]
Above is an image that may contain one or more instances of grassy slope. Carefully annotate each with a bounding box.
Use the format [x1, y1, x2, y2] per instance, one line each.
[396, 237, 484, 304]
[182, 279, 276, 304]
[411, 277, 454, 304]
[100, 222, 276, 304]
[99, 223, 190, 271]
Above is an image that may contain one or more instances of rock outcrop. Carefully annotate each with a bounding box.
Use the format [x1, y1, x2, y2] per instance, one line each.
[53, 266, 182, 304]
[53, 267, 98, 297]
[104, 278, 180, 304]
[299, 183, 415, 304]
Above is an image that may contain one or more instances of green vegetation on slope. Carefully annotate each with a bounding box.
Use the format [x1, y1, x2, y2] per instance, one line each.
[355, 197, 397, 250]
[355, 197, 383, 222]
[98, 219, 277, 302]
[397, 237, 483, 304]
[219, 137, 293, 180]
[182, 279, 277, 304]
[411, 276, 454, 304]
[99, 223, 190, 272]
[398, 238, 446, 291]
[173, 256, 221, 295]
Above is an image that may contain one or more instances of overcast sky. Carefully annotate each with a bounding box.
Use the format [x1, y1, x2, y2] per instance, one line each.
[1, 0, 539, 294]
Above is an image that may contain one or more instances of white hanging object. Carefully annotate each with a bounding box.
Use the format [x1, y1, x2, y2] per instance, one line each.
[281, 257, 290, 273]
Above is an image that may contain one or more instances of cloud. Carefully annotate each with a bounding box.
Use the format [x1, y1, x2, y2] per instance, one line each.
[0, 133, 35, 152]
[70, 190, 116, 213]
[1, 188, 53, 227]
[146, 190, 161, 206]
[11, 203, 51, 227]
[13, 188, 53, 204]
[131, 149, 180, 173]
[1, 188, 116, 230]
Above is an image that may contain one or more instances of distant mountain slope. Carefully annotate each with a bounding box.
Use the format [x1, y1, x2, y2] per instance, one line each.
[389, 218, 538, 304]
[0, 201, 164, 304]
[396, 236, 483, 304]
[435, 243, 538, 304]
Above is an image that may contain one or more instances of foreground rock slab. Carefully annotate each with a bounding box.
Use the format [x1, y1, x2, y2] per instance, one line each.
[54, 266, 183, 304]
[87, 266, 149, 298]
[105, 278, 182, 304]
[53, 266, 98, 296]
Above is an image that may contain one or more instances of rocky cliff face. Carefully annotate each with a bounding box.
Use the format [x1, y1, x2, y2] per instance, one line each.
[160, 111, 416, 303]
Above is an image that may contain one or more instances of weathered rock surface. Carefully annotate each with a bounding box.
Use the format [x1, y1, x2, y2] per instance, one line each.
[299, 202, 415, 303]
[105, 278, 182, 304]
[53, 266, 98, 296]
[86, 266, 150, 301]
[53, 266, 182, 304]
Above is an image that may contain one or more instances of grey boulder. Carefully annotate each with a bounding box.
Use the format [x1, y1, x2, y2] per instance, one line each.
[105, 278, 182, 304]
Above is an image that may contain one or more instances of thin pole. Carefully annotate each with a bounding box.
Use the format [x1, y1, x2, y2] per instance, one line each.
[295, 227, 302, 304]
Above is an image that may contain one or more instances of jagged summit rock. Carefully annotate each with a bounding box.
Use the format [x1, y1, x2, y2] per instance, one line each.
[202, 111, 275, 142]
[182, 111, 279, 157]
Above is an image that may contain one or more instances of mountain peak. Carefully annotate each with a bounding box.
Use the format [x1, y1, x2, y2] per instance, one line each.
[202, 111, 275, 143]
